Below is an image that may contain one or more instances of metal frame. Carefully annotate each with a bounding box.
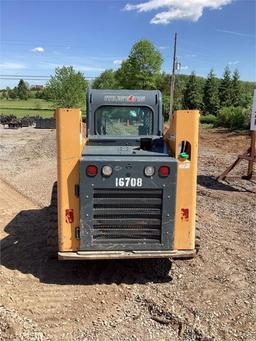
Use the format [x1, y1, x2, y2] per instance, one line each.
[217, 131, 256, 181]
[79, 156, 177, 252]
[58, 249, 196, 260]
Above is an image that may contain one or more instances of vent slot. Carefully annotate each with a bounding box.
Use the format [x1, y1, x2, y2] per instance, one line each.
[92, 189, 163, 245]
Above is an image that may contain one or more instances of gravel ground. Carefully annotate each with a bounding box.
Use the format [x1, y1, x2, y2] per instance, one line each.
[0, 125, 255, 341]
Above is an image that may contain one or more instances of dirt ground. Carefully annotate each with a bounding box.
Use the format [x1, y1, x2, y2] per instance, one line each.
[0, 126, 255, 341]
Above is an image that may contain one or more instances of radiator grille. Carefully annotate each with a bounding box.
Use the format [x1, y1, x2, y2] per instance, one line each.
[92, 189, 163, 245]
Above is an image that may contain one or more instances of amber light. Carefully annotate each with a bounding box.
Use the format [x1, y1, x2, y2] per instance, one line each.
[159, 166, 170, 177]
[86, 165, 98, 177]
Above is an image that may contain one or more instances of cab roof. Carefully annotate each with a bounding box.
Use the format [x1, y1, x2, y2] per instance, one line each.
[88, 89, 162, 107]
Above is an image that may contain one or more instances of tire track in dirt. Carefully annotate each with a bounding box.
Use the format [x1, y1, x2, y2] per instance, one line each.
[0, 177, 44, 208]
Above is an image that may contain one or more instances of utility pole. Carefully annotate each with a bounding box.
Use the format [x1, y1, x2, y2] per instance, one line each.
[169, 32, 177, 120]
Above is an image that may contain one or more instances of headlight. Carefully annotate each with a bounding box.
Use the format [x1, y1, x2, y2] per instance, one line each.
[102, 165, 112, 177]
[144, 166, 155, 177]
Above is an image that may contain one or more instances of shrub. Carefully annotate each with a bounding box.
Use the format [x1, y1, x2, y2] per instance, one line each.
[200, 114, 217, 125]
[215, 106, 250, 130]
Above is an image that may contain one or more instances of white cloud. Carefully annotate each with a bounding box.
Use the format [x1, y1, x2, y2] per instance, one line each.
[31, 47, 45, 53]
[185, 53, 197, 58]
[228, 60, 239, 65]
[180, 65, 189, 70]
[216, 29, 254, 37]
[113, 59, 123, 65]
[0, 62, 27, 70]
[124, 0, 233, 24]
[158, 46, 168, 50]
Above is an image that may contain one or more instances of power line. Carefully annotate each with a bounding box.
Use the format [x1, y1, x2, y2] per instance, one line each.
[0, 74, 96, 81]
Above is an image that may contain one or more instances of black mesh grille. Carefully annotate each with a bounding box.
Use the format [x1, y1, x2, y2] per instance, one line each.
[92, 189, 163, 244]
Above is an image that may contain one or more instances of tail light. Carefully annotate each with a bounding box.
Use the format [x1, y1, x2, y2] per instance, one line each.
[86, 165, 98, 177]
[159, 166, 170, 177]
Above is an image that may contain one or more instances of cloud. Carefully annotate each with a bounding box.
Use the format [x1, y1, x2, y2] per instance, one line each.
[113, 59, 123, 65]
[124, 0, 233, 24]
[216, 29, 254, 37]
[228, 60, 240, 65]
[185, 53, 196, 58]
[180, 65, 189, 70]
[0, 62, 27, 70]
[158, 46, 168, 50]
[31, 47, 45, 53]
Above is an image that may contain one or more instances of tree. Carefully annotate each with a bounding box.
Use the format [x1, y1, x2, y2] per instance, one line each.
[46, 66, 88, 108]
[5, 87, 11, 99]
[116, 39, 163, 89]
[93, 69, 119, 89]
[231, 69, 241, 107]
[219, 66, 232, 107]
[17, 79, 30, 100]
[1, 90, 7, 99]
[183, 72, 202, 110]
[9, 86, 18, 99]
[203, 69, 220, 116]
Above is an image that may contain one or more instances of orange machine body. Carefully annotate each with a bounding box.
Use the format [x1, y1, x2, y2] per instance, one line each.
[56, 109, 199, 259]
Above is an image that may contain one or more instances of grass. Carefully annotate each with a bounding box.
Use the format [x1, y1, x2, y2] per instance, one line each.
[0, 108, 54, 118]
[0, 98, 53, 109]
[0, 98, 54, 118]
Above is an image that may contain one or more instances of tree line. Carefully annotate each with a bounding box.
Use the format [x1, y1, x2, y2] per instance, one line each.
[1, 79, 32, 100]
[91, 39, 255, 129]
[92, 40, 254, 116]
[1, 39, 255, 128]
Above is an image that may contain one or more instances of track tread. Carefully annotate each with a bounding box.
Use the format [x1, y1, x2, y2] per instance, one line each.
[195, 226, 201, 253]
[47, 182, 58, 256]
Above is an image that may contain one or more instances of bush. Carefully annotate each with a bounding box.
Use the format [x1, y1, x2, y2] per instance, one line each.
[215, 106, 250, 130]
[200, 114, 217, 125]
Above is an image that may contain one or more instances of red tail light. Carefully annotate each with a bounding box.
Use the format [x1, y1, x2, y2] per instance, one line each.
[86, 165, 98, 177]
[159, 166, 170, 177]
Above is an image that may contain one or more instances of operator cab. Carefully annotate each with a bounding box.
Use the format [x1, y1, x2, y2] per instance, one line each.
[84, 89, 167, 156]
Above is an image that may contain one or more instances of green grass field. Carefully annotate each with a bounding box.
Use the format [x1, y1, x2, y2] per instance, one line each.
[0, 99, 55, 118]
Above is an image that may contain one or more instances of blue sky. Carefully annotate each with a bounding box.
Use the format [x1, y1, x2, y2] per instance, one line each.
[0, 0, 255, 88]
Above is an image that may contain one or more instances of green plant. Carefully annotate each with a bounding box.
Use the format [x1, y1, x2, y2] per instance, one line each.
[215, 106, 250, 130]
[183, 71, 203, 110]
[116, 39, 163, 89]
[46, 66, 88, 108]
[203, 69, 220, 116]
[93, 69, 119, 89]
[200, 114, 217, 125]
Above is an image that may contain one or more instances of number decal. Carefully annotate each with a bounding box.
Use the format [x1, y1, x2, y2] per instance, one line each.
[115, 178, 143, 187]
[137, 178, 142, 187]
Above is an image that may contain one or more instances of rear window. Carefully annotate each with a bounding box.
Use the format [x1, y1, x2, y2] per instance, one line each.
[95, 106, 153, 136]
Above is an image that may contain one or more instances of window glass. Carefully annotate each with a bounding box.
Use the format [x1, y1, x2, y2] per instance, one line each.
[95, 106, 153, 136]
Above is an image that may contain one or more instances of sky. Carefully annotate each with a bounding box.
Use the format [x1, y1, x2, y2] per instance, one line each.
[0, 0, 255, 88]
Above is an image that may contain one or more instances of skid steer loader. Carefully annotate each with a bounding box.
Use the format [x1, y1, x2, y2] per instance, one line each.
[48, 89, 200, 260]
